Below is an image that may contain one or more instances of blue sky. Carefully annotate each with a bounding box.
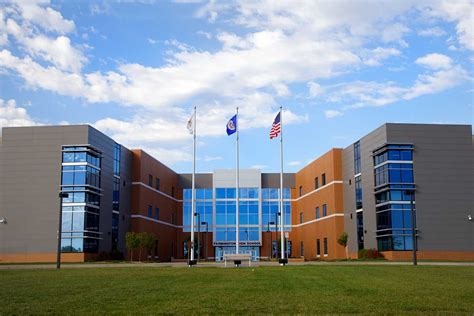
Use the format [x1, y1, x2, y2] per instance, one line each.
[0, 0, 472, 173]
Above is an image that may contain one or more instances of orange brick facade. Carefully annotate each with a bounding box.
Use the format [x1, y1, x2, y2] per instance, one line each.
[288, 149, 347, 260]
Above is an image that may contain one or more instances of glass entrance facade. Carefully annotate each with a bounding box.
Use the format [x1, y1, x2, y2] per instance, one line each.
[183, 187, 292, 261]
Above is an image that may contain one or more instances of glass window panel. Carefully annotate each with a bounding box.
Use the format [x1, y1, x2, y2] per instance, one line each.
[227, 213, 236, 225]
[261, 189, 269, 200]
[392, 236, 404, 250]
[62, 212, 72, 231]
[403, 209, 413, 228]
[389, 169, 401, 183]
[215, 188, 226, 199]
[196, 189, 205, 200]
[227, 229, 235, 241]
[401, 170, 414, 183]
[400, 150, 412, 161]
[61, 238, 72, 252]
[71, 238, 83, 252]
[62, 172, 74, 185]
[390, 190, 402, 201]
[404, 236, 413, 250]
[388, 150, 401, 160]
[248, 188, 259, 199]
[249, 214, 259, 225]
[72, 212, 84, 231]
[391, 210, 403, 228]
[239, 214, 248, 225]
[216, 214, 225, 225]
[205, 189, 213, 200]
[74, 192, 86, 203]
[74, 172, 86, 185]
[74, 152, 87, 162]
[226, 188, 236, 199]
[63, 152, 74, 163]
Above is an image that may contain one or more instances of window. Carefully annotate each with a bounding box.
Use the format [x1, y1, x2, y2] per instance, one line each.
[316, 207, 320, 219]
[148, 205, 153, 218]
[155, 178, 160, 190]
[354, 141, 361, 174]
[171, 187, 175, 197]
[316, 239, 321, 257]
[300, 212, 303, 223]
[355, 176, 363, 209]
[314, 177, 319, 189]
[148, 174, 153, 187]
[300, 241, 304, 257]
[323, 238, 328, 256]
[323, 204, 327, 217]
[322, 173, 326, 186]
[155, 207, 159, 220]
[299, 186, 303, 197]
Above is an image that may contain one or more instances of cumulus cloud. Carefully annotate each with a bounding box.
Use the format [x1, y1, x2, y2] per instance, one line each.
[418, 26, 446, 37]
[415, 53, 452, 70]
[324, 110, 343, 118]
[0, 98, 38, 132]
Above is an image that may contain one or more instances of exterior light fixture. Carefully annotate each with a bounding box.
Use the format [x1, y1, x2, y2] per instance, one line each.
[0, 217, 6, 224]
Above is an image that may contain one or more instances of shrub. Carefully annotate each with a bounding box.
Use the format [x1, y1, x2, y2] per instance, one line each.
[358, 248, 385, 259]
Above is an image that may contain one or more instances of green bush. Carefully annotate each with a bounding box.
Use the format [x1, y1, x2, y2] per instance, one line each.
[358, 248, 385, 259]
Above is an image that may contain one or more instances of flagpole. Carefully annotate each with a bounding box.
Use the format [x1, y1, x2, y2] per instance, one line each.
[235, 106, 240, 255]
[190, 106, 196, 262]
[279, 106, 285, 263]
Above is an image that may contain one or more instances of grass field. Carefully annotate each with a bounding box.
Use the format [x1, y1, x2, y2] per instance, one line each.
[1, 265, 473, 314]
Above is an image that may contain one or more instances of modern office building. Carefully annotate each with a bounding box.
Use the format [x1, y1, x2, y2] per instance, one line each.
[0, 123, 472, 262]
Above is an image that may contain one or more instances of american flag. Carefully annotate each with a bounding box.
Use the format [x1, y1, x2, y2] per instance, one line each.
[269, 112, 281, 139]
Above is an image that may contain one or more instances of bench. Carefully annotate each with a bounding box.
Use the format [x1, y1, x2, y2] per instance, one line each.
[223, 253, 252, 267]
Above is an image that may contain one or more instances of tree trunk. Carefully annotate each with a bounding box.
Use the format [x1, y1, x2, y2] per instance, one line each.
[139, 248, 142, 262]
[345, 246, 349, 259]
[130, 250, 133, 262]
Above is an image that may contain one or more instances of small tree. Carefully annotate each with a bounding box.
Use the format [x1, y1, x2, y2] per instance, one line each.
[125, 232, 140, 261]
[337, 232, 349, 259]
[142, 233, 156, 261]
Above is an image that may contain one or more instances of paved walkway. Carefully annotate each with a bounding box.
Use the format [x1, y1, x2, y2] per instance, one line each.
[1, 260, 473, 270]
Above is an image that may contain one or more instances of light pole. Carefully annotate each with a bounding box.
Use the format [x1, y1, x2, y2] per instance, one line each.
[267, 221, 275, 259]
[201, 221, 208, 261]
[57, 192, 69, 269]
[405, 189, 417, 266]
[194, 213, 200, 261]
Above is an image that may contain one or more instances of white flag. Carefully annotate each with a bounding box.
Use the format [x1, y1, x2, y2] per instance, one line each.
[187, 112, 194, 134]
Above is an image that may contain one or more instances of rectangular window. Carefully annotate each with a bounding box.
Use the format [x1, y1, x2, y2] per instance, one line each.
[299, 186, 303, 197]
[323, 238, 328, 256]
[355, 176, 363, 210]
[323, 204, 327, 217]
[316, 207, 320, 219]
[148, 205, 153, 218]
[301, 241, 304, 257]
[316, 239, 321, 257]
[314, 177, 319, 189]
[354, 141, 361, 174]
[300, 212, 303, 223]
[148, 174, 153, 187]
[155, 178, 160, 190]
[322, 173, 326, 186]
[171, 186, 175, 197]
[155, 207, 159, 220]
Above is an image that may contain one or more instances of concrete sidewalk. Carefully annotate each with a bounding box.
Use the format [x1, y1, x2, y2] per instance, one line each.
[1, 260, 473, 270]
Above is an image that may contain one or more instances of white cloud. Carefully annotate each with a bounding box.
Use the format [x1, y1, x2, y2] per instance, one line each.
[363, 47, 401, 66]
[203, 155, 223, 162]
[324, 110, 343, 118]
[147, 38, 158, 44]
[15, 1, 75, 34]
[287, 161, 301, 166]
[403, 65, 468, 100]
[418, 26, 446, 37]
[250, 164, 268, 169]
[307, 82, 324, 98]
[0, 98, 38, 132]
[415, 53, 452, 70]
[196, 30, 212, 39]
[423, 1, 474, 50]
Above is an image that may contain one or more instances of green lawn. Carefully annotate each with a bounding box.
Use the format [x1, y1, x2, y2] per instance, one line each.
[1, 265, 473, 315]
